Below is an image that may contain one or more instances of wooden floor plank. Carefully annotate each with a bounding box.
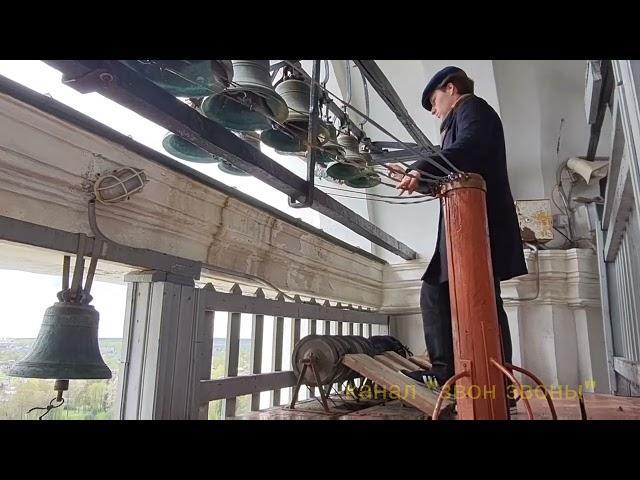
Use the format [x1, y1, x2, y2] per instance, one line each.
[374, 354, 409, 372]
[408, 355, 432, 370]
[383, 351, 423, 371]
[338, 400, 427, 420]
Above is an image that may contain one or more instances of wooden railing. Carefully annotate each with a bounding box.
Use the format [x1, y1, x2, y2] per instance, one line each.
[192, 283, 389, 419]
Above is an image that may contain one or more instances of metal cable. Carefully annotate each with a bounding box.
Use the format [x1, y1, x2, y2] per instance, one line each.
[324, 190, 438, 205]
[319, 184, 431, 199]
[351, 61, 462, 175]
[345, 60, 352, 104]
[359, 68, 370, 129]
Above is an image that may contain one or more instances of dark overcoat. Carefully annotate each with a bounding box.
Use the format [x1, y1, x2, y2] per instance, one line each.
[411, 95, 527, 284]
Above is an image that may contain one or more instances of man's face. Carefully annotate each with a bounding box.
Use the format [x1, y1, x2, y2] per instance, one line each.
[430, 83, 457, 120]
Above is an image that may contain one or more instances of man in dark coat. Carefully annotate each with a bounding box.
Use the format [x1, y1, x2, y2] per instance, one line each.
[397, 66, 527, 389]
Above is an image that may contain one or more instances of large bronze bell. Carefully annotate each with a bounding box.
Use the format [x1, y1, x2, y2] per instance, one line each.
[162, 132, 223, 163]
[260, 79, 329, 153]
[9, 253, 111, 381]
[9, 302, 111, 379]
[122, 60, 233, 98]
[326, 162, 362, 181]
[200, 60, 288, 132]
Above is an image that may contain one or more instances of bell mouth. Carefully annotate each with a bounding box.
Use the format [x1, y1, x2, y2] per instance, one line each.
[162, 133, 222, 163]
[345, 173, 381, 189]
[218, 160, 249, 176]
[9, 362, 112, 380]
[122, 60, 232, 98]
[326, 162, 363, 181]
[260, 120, 330, 153]
[201, 85, 289, 132]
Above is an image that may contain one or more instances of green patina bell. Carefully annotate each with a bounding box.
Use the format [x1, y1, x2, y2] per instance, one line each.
[162, 132, 223, 163]
[345, 173, 381, 189]
[260, 79, 330, 152]
[260, 120, 309, 152]
[9, 301, 111, 380]
[218, 160, 249, 176]
[122, 60, 233, 98]
[326, 162, 362, 181]
[200, 60, 288, 132]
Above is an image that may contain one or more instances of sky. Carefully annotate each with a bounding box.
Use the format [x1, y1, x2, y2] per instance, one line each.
[0, 269, 127, 338]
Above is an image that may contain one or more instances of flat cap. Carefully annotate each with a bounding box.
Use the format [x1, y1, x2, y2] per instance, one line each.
[421, 66, 467, 111]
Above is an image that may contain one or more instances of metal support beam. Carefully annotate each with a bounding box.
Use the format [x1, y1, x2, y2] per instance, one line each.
[289, 59, 320, 208]
[587, 60, 615, 160]
[41, 60, 416, 260]
[0, 215, 201, 280]
[353, 60, 438, 155]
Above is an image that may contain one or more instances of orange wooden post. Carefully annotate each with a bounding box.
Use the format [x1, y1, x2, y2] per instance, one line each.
[440, 173, 508, 420]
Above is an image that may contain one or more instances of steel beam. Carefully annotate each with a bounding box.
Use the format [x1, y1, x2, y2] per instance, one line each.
[353, 60, 438, 155]
[0, 215, 202, 280]
[587, 60, 614, 160]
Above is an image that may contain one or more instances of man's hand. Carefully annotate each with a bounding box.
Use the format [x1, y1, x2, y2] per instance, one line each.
[397, 171, 420, 195]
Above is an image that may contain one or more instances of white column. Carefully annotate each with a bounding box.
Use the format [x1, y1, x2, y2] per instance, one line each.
[116, 270, 201, 419]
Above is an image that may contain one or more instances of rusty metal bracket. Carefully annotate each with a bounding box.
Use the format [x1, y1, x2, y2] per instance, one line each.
[59, 63, 115, 94]
[289, 355, 331, 413]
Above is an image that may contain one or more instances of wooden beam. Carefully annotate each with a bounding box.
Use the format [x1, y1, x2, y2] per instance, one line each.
[409, 355, 433, 370]
[271, 316, 285, 406]
[199, 371, 298, 403]
[250, 314, 264, 411]
[198, 289, 388, 325]
[383, 351, 421, 371]
[222, 312, 241, 418]
[342, 353, 452, 416]
[374, 355, 408, 372]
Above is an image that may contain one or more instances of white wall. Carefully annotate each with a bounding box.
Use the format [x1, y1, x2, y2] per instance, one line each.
[494, 60, 612, 199]
[493, 61, 546, 199]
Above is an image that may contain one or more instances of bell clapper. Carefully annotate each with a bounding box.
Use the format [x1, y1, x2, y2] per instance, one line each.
[26, 379, 69, 420]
